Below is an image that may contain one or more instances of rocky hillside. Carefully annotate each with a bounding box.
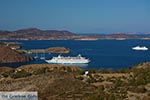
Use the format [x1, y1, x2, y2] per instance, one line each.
[0, 64, 96, 100]
[0, 28, 76, 40]
[0, 46, 33, 63]
[1, 63, 150, 100]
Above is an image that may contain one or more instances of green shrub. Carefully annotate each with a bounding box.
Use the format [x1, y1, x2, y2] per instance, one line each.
[116, 68, 125, 73]
[77, 70, 85, 75]
[114, 79, 126, 87]
[11, 70, 31, 79]
[147, 92, 150, 96]
[66, 67, 72, 72]
[59, 66, 67, 71]
[106, 93, 115, 100]
[41, 97, 48, 100]
[106, 68, 114, 73]
[2, 70, 15, 78]
[88, 68, 96, 74]
[75, 76, 84, 80]
[98, 68, 106, 73]
[87, 77, 96, 83]
[129, 86, 146, 93]
[33, 68, 48, 75]
[97, 78, 104, 82]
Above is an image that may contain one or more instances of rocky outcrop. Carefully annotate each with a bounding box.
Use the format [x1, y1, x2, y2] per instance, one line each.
[0, 42, 21, 50]
[30, 47, 70, 53]
[0, 46, 33, 63]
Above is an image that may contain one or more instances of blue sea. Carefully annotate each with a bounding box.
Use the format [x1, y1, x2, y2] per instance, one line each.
[1, 39, 150, 70]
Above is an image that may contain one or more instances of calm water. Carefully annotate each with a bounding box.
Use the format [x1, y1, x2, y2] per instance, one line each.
[1, 40, 150, 69]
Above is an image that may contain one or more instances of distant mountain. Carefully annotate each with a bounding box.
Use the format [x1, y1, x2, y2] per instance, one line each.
[126, 32, 150, 35]
[76, 33, 150, 40]
[1, 28, 150, 40]
[0, 28, 76, 40]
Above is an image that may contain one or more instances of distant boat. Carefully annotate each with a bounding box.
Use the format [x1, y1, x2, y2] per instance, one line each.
[40, 51, 46, 60]
[34, 52, 38, 59]
[40, 56, 45, 60]
[132, 46, 148, 50]
[116, 38, 126, 40]
[45, 54, 90, 64]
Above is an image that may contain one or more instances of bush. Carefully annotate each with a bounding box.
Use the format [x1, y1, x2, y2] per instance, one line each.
[114, 79, 126, 87]
[148, 92, 150, 96]
[41, 97, 48, 100]
[87, 94, 101, 100]
[88, 68, 96, 74]
[11, 70, 31, 79]
[98, 85, 104, 91]
[116, 68, 125, 73]
[2, 70, 15, 78]
[106, 93, 115, 100]
[59, 66, 67, 71]
[129, 86, 147, 93]
[97, 78, 104, 82]
[98, 68, 106, 73]
[66, 67, 72, 72]
[87, 77, 96, 83]
[77, 70, 85, 75]
[75, 76, 84, 80]
[33, 68, 48, 75]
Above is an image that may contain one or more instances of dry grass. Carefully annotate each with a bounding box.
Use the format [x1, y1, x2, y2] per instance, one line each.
[0, 65, 96, 100]
[0, 67, 13, 74]
[19, 64, 81, 72]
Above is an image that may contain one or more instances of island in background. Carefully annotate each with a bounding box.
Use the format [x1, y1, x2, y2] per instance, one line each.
[1, 28, 150, 40]
[1, 28, 150, 100]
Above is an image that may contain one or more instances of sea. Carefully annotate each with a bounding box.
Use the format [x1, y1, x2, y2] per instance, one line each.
[1, 39, 150, 70]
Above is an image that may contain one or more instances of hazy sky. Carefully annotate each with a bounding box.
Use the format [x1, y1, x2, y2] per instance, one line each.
[0, 0, 150, 33]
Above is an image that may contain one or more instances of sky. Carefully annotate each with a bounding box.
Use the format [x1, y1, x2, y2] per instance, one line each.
[0, 0, 150, 33]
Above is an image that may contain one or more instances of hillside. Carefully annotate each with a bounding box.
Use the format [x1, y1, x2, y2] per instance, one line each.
[0, 46, 33, 63]
[0, 63, 150, 100]
[0, 64, 96, 100]
[1, 28, 150, 40]
[0, 28, 76, 40]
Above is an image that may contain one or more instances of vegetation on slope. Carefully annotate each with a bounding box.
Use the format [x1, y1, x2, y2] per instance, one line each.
[0, 62, 150, 100]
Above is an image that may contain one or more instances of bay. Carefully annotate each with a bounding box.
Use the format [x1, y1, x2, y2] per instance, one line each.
[1, 39, 150, 70]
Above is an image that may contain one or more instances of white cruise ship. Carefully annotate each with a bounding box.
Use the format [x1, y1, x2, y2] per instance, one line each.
[45, 54, 90, 64]
[132, 46, 148, 51]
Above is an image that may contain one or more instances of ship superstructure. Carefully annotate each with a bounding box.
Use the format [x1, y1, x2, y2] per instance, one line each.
[132, 46, 148, 50]
[45, 54, 90, 64]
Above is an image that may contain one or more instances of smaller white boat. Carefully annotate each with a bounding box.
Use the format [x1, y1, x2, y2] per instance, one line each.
[132, 46, 148, 51]
[34, 52, 38, 59]
[40, 51, 46, 60]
